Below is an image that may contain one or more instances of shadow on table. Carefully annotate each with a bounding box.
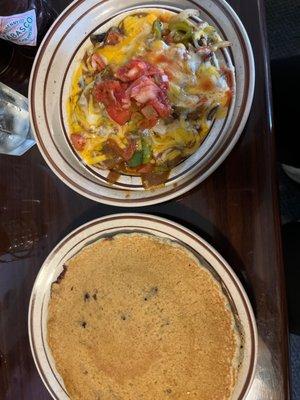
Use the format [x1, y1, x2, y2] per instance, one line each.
[60, 199, 257, 314]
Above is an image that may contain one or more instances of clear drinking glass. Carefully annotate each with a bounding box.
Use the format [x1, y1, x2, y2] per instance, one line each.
[0, 82, 35, 155]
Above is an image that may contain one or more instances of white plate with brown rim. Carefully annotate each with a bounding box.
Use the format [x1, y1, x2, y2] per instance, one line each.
[28, 213, 257, 400]
[29, 0, 254, 206]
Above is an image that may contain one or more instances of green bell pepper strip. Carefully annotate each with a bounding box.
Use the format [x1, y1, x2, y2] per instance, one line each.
[169, 20, 193, 43]
[152, 19, 163, 39]
[142, 138, 152, 164]
[128, 150, 143, 167]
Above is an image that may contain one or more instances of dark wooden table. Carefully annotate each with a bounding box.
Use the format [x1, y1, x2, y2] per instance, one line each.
[0, 0, 289, 399]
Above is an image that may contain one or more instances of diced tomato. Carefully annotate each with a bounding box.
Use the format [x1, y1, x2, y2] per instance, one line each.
[91, 53, 106, 71]
[115, 59, 166, 83]
[114, 83, 131, 109]
[141, 104, 158, 119]
[139, 116, 158, 129]
[137, 163, 154, 174]
[149, 94, 172, 118]
[93, 80, 130, 106]
[70, 133, 86, 151]
[146, 64, 165, 77]
[93, 80, 132, 125]
[115, 59, 149, 82]
[106, 104, 132, 125]
[127, 76, 160, 103]
[94, 59, 171, 125]
[151, 100, 172, 118]
[93, 80, 120, 104]
[140, 103, 160, 128]
[127, 75, 171, 118]
[152, 73, 169, 91]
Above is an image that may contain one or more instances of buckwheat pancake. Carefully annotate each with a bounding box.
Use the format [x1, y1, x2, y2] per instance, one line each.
[47, 233, 241, 400]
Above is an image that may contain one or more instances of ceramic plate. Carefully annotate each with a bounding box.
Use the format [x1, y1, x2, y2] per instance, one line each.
[28, 213, 257, 400]
[29, 0, 254, 206]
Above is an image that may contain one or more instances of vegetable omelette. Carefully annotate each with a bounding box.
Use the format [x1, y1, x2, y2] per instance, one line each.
[66, 9, 234, 188]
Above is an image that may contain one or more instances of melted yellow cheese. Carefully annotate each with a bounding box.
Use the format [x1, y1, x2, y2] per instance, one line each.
[96, 13, 158, 66]
[152, 117, 210, 157]
[66, 11, 231, 169]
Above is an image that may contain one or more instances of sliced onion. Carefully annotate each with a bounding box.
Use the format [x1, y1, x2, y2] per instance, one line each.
[177, 9, 200, 20]
[77, 93, 88, 108]
[188, 51, 203, 73]
[159, 147, 177, 161]
[211, 41, 231, 51]
[152, 120, 167, 135]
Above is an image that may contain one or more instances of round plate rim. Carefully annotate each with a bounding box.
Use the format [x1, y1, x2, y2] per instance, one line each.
[29, 0, 255, 207]
[28, 212, 258, 400]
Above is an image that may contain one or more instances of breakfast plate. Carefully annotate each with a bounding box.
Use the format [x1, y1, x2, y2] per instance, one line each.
[29, 0, 254, 206]
[28, 213, 257, 400]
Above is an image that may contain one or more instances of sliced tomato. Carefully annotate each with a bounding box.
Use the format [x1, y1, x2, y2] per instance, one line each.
[106, 104, 132, 125]
[70, 133, 86, 151]
[91, 53, 106, 71]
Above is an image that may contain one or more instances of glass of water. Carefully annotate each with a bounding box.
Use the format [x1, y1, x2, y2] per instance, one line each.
[0, 82, 35, 156]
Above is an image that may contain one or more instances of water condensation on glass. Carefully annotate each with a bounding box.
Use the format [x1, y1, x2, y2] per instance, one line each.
[0, 82, 35, 155]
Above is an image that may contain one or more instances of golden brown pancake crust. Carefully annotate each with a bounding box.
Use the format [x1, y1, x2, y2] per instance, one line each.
[48, 234, 238, 400]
